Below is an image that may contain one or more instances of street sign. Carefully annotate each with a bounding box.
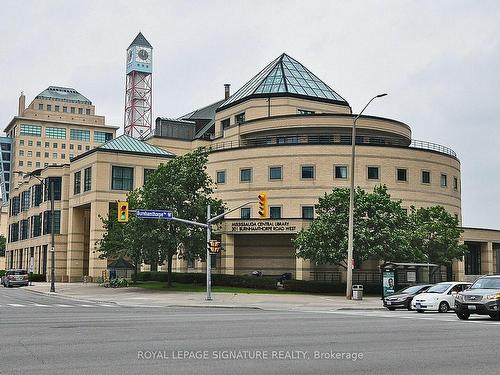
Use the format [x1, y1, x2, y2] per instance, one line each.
[135, 209, 173, 220]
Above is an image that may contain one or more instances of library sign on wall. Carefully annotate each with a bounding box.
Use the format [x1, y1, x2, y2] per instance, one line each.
[230, 220, 298, 234]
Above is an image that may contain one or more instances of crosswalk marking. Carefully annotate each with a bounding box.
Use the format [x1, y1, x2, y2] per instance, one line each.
[0, 302, 121, 308]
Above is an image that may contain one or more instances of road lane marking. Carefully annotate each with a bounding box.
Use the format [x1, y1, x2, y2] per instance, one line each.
[33, 304, 50, 307]
[7, 304, 25, 307]
[78, 304, 95, 308]
[55, 304, 73, 307]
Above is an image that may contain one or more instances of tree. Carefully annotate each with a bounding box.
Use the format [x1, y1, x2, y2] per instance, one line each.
[98, 148, 224, 286]
[293, 186, 412, 269]
[408, 205, 467, 265]
[0, 234, 5, 257]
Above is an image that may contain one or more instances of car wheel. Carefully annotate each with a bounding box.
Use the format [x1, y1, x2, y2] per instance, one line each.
[416, 310, 424, 313]
[407, 301, 413, 311]
[438, 302, 450, 313]
[489, 313, 500, 320]
[456, 311, 470, 320]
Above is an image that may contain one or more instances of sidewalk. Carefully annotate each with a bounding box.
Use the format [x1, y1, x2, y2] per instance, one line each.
[25, 282, 385, 312]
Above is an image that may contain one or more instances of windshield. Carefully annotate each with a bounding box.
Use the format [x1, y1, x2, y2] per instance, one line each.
[426, 283, 452, 293]
[398, 285, 426, 294]
[7, 270, 27, 275]
[470, 277, 500, 289]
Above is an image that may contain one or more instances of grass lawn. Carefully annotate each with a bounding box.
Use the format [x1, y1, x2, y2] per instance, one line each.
[131, 281, 305, 294]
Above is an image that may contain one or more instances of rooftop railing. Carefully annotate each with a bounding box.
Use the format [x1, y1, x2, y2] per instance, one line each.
[205, 133, 457, 158]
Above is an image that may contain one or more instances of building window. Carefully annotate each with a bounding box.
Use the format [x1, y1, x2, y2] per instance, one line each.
[216, 170, 226, 184]
[27, 161, 32, 167]
[367, 166, 379, 180]
[52, 153, 57, 159]
[422, 170, 431, 184]
[19, 140, 24, 146]
[240, 207, 251, 219]
[70, 129, 90, 141]
[334, 165, 348, 179]
[47, 105, 52, 111]
[397, 168, 407, 182]
[85, 145, 90, 151]
[53, 143, 58, 148]
[20, 124, 42, 136]
[112, 166, 134, 191]
[94, 131, 113, 143]
[144, 168, 155, 185]
[28, 140, 33, 146]
[298, 109, 315, 115]
[302, 206, 314, 219]
[454, 177, 459, 190]
[301, 165, 315, 179]
[46, 127, 66, 139]
[31, 214, 42, 237]
[21, 190, 31, 211]
[63, 106, 68, 113]
[19, 150, 24, 156]
[55, 105, 60, 112]
[269, 206, 282, 219]
[27, 151, 32, 157]
[69, 154, 74, 160]
[74, 171, 81, 194]
[36, 162, 40, 167]
[86, 109, 91, 115]
[61, 144, 66, 149]
[33, 185, 42, 206]
[70, 144, 74, 150]
[44, 177, 62, 201]
[440, 174, 447, 187]
[36, 141, 41, 147]
[44, 152, 49, 158]
[78, 108, 83, 114]
[45, 142, 49, 147]
[38, 104, 43, 110]
[235, 112, 245, 125]
[269, 166, 282, 180]
[70, 107, 75, 113]
[240, 168, 252, 182]
[43, 210, 61, 235]
[84, 167, 92, 191]
[36, 152, 41, 157]
[19, 161, 23, 166]
[221, 119, 230, 130]
[77, 145, 82, 150]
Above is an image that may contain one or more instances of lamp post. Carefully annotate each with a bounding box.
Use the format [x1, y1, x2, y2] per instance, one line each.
[15, 171, 56, 293]
[346, 93, 387, 300]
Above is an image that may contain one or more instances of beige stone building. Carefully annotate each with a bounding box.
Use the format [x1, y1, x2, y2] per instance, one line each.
[149, 53, 500, 282]
[2, 55, 499, 284]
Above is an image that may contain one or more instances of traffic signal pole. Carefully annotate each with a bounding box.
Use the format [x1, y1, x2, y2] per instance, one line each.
[206, 205, 212, 300]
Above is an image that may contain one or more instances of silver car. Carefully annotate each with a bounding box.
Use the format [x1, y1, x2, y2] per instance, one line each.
[1, 269, 29, 287]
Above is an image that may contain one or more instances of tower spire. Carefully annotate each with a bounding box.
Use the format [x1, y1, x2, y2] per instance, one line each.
[124, 32, 153, 139]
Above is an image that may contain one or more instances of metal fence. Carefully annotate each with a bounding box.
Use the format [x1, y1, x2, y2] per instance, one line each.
[206, 133, 457, 159]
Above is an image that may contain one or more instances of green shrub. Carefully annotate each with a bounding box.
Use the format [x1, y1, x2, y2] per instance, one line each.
[133, 271, 383, 294]
[0, 270, 5, 277]
[29, 274, 46, 282]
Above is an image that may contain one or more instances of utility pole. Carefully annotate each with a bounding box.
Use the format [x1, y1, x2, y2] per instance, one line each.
[206, 205, 212, 300]
[50, 179, 55, 293]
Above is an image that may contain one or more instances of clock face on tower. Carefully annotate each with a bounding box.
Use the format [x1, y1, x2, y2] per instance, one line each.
[135, 47, 152, 63]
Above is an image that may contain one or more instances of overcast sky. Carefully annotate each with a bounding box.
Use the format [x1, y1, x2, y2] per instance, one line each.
[1, 0, 499, 229]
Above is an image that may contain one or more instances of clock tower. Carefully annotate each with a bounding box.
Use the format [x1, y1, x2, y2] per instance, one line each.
[124, 32, 153, 139]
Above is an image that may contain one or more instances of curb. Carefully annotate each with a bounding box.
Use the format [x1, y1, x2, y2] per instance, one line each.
[23, 286, 119, 306]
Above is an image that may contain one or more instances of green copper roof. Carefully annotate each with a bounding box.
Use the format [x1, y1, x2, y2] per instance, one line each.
[99, 134, 174, 156]
[36, 86, 92, 105]
[217, 53, 348, 111]
[128, 32, 152, 49]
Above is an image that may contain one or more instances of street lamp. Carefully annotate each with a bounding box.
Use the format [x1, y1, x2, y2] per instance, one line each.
[15, 171, 56, 293]
[346, 93, 387, 300]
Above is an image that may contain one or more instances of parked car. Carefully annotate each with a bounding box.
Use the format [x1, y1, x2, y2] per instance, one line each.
[1, 269, 29, 287]
[384, 284, 432, 310]
[412, 282, 471, 313]
[454, 275, 500, 320]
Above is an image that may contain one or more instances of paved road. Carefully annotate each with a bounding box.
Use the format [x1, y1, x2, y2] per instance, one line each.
[0, 287, 499, 375]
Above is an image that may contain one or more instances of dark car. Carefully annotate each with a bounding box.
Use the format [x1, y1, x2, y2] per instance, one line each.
[384, 284, 432, 311]
[455, 275, 500, 320]
[1, 269, 29, 287]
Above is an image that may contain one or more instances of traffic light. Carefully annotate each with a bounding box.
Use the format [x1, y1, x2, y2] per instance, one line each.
[117, 201, 129, 222]
[258, 192, 268, 219]
[208, 240, 221, 253]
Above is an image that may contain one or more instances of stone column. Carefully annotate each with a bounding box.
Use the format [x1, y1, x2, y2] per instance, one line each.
[66, 207, 85, 282]
[295, 256, 312, 281]
[220, 233, 235, 275]
[481, 242, 494, 275]
[89, 201, 109, 280]
[453, 258, 465, 281]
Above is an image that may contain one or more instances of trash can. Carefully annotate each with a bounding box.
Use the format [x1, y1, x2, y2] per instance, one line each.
[353, 285, 363, 300]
